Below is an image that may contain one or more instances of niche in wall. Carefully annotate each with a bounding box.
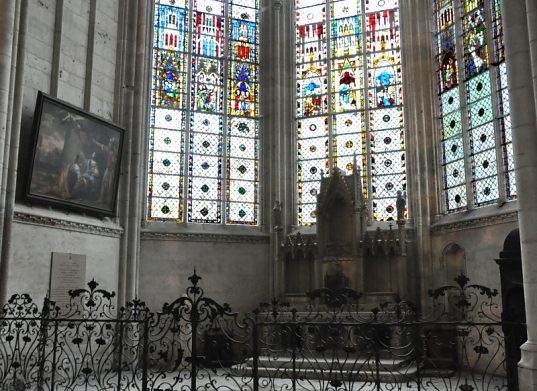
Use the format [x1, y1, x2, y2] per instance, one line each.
[442, 243, 466, 283]
[441, 243, 466, 320]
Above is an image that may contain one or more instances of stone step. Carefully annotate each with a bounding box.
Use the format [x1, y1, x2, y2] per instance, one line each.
[231, 356, 418, 382]
[248, 356, 413, 371]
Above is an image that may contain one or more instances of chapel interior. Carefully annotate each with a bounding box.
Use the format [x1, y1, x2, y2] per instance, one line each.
[1, 0, 537, 389]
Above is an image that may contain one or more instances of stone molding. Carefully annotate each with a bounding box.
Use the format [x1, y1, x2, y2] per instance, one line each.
[13, 212, 124, 238]
[141, 231, 270, 244]
[431, 211, 518, 234]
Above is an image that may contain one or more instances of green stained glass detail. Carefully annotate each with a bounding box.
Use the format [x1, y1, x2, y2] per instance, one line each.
[434, 0, 514, 211]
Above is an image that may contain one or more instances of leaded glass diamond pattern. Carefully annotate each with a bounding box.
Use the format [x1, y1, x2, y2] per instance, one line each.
[442, 110, 463, 139]
[445, 160, 466, 188]
[441, 87, 460, 114]
[446, 185, 467, 210]
[471, 148, 497, 180]
[443, 137, 464, 163]
[474, 175, 499, 205]
[469, 123, 495, 150]
[467, 72, 491, 103]
[434, 0, 513, 212]
[468, 98, 494, 128]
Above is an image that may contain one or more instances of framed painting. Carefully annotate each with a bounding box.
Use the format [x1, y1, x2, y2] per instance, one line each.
[26, 92, 124, 217]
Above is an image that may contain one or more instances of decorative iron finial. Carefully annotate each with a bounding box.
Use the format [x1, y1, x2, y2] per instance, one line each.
[188, 269, 202, 287]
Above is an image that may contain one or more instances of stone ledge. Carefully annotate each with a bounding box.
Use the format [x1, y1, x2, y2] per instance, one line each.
[431, 210, 518, 234]
[140, 231, 270, 244]
[13, 210, 123, 238]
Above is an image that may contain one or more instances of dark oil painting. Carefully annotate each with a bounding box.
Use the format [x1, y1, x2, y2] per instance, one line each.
[27, 93, 124, 216]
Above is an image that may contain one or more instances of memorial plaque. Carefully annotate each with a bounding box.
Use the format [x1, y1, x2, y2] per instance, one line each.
[49, 252, 86, 309]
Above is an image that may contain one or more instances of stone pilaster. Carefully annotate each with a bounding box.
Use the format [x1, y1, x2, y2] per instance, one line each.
[265, 0, 293, 299]
[399, 0, 438, 306]
[116, 0, 152, 303]
[0, 2, 16, 167]
[0, 0, 25, 305]
[526, 0, 537, 111]
[502, 0, 537, 389]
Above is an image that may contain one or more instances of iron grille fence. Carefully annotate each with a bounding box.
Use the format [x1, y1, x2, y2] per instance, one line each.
[0, 272, 526, 391]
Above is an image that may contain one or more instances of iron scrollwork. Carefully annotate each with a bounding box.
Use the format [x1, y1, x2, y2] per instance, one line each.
[0, 272, 525, 391]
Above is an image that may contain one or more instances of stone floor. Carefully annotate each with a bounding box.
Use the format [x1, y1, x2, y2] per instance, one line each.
[141, 370, 507, 391]
[19, 369, 507, 390]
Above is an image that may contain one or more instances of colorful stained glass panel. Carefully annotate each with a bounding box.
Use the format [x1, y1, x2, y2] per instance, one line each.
[148, 0, 260, 224]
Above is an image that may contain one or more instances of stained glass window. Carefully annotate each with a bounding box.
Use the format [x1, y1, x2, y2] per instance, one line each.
[434, 0, 514, 212]
[147, 0, 260, 224]
[296, 0, 405, 225]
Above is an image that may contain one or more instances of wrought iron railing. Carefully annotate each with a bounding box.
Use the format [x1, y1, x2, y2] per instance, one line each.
[0, 272, 526, 391]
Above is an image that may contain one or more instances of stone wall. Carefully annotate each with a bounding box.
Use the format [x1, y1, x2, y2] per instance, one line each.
[430, 205, 519, 292]
[3, 0, 274, 313]
[139, 232, 271, 313]
[4, 0, 123, 298]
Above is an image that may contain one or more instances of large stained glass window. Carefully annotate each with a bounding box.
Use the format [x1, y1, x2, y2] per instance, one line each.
[296, 0, 405, 225]
[434, 0, 514, 212]
[147, 0, 260, 224]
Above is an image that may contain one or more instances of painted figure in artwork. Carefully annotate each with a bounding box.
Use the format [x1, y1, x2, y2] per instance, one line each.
[233, 64, 252, 116]
[441, 51, 457, 90]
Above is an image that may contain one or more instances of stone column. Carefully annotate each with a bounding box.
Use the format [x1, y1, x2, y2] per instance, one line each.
[115, 0, 151, 303]
[265, 0, 293, 299]
[400, 0, 438, 306]
[0, 0, 17, 305]
[501, 1, 537, 389]
[526, 0, 537, 110]
[0, 0, 27, 300]
[0, 2, 16, 173]
[0, 1, 25, 306]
